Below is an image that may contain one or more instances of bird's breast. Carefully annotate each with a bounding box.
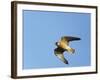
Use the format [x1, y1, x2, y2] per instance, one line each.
[59, 42, 68, 50]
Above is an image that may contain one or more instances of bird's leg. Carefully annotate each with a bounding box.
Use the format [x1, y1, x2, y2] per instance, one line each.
[70, 48, 75, 53]
[66, 46, 75, 53]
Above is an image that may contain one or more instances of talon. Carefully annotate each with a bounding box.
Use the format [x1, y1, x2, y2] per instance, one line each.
[68, 48, 75, 53]
[72, 48, 75, 53]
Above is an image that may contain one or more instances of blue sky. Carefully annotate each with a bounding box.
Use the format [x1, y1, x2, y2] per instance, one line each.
[23, 10, 91, 69]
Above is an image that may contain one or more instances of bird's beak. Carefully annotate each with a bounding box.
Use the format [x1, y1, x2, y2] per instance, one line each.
[55, 42, 58, 46]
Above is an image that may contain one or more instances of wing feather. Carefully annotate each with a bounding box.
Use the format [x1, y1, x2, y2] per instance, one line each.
[61, 36, 81, 42]
[54, 47, 68, 64]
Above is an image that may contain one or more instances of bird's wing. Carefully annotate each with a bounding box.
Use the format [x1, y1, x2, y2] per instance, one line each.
[54, 47, 68, 64]
[61, 36, 81, 42]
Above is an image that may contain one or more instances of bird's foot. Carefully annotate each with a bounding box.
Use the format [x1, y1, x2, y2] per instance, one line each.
[68, 48, 75, 54]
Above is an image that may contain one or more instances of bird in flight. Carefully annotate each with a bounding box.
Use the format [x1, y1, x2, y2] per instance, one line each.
[54, 36, 81, 64]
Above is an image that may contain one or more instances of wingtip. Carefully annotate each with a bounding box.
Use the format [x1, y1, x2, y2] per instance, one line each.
[74, 37, 81, 41]
[75, 37, 81, 40]
[65, 62, 68, 64]
[64, 60, 69, 64]
[78, 38, 81, 40]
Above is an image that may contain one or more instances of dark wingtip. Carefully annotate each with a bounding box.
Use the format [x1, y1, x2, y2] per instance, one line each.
[78, 38, 81, 40]
[64, 60, 69, 64]
[74, 37, 81, 41]
[76, 37, 81, 40]
[65, 62, 68, 64]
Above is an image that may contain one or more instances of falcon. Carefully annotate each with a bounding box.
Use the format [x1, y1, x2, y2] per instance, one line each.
[54, 36, 81, 64]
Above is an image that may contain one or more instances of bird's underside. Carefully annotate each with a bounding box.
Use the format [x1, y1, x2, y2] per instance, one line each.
[54, 36, 81, 64]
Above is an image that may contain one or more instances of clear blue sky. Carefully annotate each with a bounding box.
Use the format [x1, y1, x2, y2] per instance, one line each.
[23, 10, 91, 69]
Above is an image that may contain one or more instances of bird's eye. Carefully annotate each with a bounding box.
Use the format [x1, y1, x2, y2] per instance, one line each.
[57, 42, 60, 45]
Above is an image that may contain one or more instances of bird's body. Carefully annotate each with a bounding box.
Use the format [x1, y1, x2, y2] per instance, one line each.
[57, 40, 72, 53]
[54, 36, 81, 64]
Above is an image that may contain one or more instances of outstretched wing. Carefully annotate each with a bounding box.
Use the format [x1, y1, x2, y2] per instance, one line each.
[54, 47, 68, 64]
[61, 36, 81, 42]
